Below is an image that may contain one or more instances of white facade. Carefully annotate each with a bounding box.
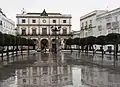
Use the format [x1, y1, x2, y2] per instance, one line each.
[80, 10, 107, 38]
[96, 8, 120, 51]
[96, 8, 120, 36]
[80, 8, 120, 51]
[72, 30, 80, 38]
[16, 9, 72, 51]
[0, 9, 16, 35]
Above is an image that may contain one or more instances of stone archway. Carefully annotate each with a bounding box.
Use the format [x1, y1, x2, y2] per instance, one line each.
[41, 39, 49, 51]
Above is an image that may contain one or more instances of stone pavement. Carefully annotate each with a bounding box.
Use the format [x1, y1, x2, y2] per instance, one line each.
[64, 51, 120, 72]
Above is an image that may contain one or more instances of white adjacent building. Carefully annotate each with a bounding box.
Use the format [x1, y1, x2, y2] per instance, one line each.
[96, 7, 120, 36]
[80, 7, 120, 51]
[72, 30, 80, 38]
[0, 8, 16, 35]
[80, 10, 107, 38]
[16, 9, 72, 51]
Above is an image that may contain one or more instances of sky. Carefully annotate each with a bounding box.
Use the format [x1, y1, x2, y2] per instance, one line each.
[0, 0, 120, 31]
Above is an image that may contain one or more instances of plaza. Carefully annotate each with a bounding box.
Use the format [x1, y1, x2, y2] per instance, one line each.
[1, 0, 120, 87]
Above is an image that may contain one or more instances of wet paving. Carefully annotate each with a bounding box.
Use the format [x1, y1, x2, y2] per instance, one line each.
[0, 52, 120, 87]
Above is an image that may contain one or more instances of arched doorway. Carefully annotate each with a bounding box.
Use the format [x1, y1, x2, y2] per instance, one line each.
[41, 39, 48, 51]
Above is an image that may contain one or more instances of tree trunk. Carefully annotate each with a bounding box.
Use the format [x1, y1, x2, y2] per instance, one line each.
[114, 44, 118, 61]
[78, 45, 80, 54]
[12, 46, 14, 56]
[101, 45, 104, 59]
[16, 45, 18, 56]
[116, 44, 118, 61]
[87, 45, 88, 54]
[70, 45, 72, 53]
[28, 45, 29, 55]
[92, 45, 94, 55]
[21, 46, 23, 55]
[1, 46, 4, 61]
[7, 46, 9, 62]
[12, 46, 14, 62]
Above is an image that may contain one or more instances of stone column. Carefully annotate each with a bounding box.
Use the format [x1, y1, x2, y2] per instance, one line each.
[28, 18, 30, 35]
[48, 38, 51, 52]
[37, 37, 41, 51]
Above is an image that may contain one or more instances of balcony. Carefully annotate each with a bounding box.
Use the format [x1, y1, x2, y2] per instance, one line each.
[89, 24, 92, 28]
[81, 27, 84, 30]
[31, 34, 37, 36]
[41, 33, 49, 36]
[85, 25, 88, 30]
[51, 33, 72, 36]
[0, 21, 2, 25]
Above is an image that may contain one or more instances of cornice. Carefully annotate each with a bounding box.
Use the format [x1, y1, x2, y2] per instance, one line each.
[17, 24, 72, 26]
[16, 15, 72, 18]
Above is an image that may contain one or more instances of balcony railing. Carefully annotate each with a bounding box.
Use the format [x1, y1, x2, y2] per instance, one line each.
[81, 27, 84, 30]
[19, 33, 72, 36]
[89, 24, 92, 28]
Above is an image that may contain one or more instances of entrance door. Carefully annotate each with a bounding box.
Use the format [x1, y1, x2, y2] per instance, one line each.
[41, 39, 48, 51]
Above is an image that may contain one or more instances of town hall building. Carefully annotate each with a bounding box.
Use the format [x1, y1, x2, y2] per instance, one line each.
[16, 9, 72, 51]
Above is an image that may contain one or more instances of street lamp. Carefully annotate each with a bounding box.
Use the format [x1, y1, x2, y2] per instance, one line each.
[51, 26, 61, 53]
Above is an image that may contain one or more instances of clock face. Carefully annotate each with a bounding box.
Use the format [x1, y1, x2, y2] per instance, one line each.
[42, 19, 46, 23]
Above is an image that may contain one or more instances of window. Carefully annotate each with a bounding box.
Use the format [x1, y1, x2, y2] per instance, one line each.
[33, 78, 37, 84]
[90, 20, 92, 24]
[22, 29, 26, 35]
[98, 25, 102, 31]
[52, 76, 57, 82]
[33, 67, 37, 75]
[63, 20, 66, 23]
[82, 23, 84, 27]
[63, 28, 67, 34]
[43, 66, 48, 75]
[112, 22, 119, 29]
[115, 16, 118, 21]
[63, 65, 68, 73]
[42, 28, 47, 35]
[4, 22, 5, 27]
[23, 79, 26, 83]
[32, 29, 36, 35]
[32, 19, 36, 23]
[22, 69, 27, 76]
[85, 21, 87, 26]
[53, 20, 56, 23]
[53, 66, 57, 74]
[106, 23, 111, 29]
[22, 19, 26, 23]
[0, 21, 2, 25]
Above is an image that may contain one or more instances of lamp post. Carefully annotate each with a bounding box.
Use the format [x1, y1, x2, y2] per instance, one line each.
[51, 26, 61, 53]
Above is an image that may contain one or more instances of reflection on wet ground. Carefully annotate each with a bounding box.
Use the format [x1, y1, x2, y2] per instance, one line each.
[0, 52, 120, 87]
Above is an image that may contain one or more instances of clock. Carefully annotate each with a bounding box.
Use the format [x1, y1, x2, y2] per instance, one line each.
[42, 19, 46, 23]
